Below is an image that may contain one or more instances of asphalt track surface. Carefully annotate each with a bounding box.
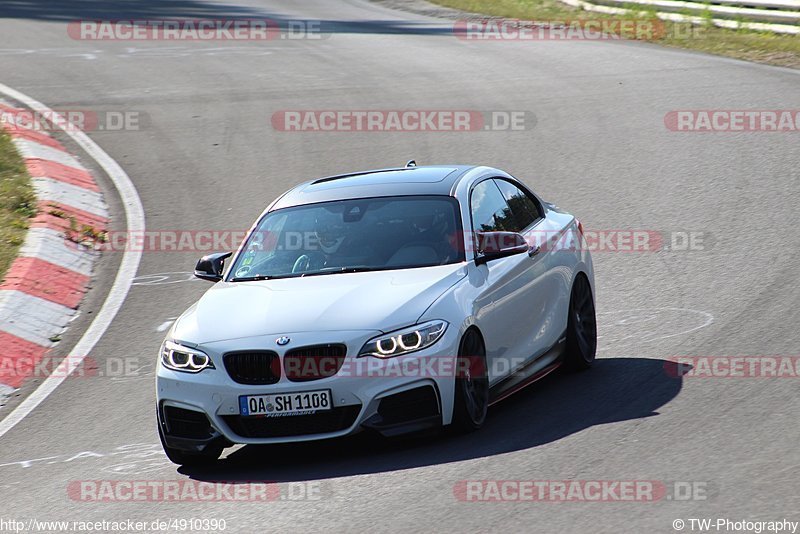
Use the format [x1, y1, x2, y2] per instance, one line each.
[0, 1, 799, 532]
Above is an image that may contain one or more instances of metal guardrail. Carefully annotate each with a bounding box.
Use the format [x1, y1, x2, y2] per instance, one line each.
[560, 0, 800, 33]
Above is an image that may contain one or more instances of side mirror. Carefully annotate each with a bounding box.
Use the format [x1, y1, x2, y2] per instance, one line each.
[194, 252, 232, 282]
[475, 232, 529, 266]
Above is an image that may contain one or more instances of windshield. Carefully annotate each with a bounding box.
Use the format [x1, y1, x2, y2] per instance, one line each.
[227, 195, 464, 281]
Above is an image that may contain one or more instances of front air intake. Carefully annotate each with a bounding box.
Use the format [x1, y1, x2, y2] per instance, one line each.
[283, 344, 347, 382]
[223, 351, 281, 385]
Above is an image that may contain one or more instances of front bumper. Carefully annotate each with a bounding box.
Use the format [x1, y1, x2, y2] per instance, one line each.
[156, 328, 459, 450]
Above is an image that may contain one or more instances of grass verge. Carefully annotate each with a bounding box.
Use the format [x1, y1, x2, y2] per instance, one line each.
[430, 0, 800, 69]
[0, 129, 37, 282]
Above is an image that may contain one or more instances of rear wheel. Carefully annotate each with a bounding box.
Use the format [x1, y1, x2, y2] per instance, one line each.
[451, 329, 489, 432]
[157, 408, 223, 467]
[564, 274, 597, 371]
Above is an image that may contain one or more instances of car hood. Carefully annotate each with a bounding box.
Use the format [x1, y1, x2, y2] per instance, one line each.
[171, 264, 466, 344]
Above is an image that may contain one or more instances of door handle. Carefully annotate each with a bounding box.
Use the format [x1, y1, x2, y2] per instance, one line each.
[528, 245, 541, 258]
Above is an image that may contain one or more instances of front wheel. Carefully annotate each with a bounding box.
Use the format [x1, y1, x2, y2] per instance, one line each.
[451, 329, 489, 432]
[563, 274, 597, 372]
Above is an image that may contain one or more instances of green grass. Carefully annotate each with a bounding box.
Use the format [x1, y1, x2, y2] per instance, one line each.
[432, 0, 800, 69]
[0, 129, 37, 282]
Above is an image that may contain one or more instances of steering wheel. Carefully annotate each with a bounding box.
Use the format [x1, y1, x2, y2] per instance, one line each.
[292, 254, 311, 274]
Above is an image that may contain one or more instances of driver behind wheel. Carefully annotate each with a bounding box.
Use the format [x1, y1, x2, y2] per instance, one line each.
[292, 208, 374, 273]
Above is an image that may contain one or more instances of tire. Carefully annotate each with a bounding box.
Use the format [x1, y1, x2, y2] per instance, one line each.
[563, 274, 597, 372]
[157, 409, 222, 467]
[451, 329, 489, 432]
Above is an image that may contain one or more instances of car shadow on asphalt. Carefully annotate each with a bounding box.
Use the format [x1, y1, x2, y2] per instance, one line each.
[179, 357, 686, 482]
[0, 0, 455, 36]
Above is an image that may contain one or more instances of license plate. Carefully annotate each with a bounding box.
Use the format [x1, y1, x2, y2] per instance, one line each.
[239, 390, 332, 417]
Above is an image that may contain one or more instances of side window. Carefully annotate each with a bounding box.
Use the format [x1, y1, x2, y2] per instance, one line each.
[470, 180, 514, 233]
[493, 179, 543, 231]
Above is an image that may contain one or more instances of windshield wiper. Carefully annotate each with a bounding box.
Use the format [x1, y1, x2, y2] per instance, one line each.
[231, 267, 377, 282]
[230, 274, 304, 282]
[301, 266, 376, 277]
[229, 275, 273, 282]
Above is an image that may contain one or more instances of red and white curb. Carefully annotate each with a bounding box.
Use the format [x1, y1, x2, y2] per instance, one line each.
[0, 101, 108, 401]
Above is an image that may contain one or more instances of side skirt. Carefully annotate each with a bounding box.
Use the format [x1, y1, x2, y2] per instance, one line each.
[488, 336, 566, 406]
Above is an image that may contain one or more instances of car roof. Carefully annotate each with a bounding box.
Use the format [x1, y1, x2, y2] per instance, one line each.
[271, 165, 478, 210]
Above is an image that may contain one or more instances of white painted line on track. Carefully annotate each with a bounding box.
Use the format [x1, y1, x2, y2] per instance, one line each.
[156, 318, 177, 333]
[0, 384, 14, 401]
[0, 82, 145, 438]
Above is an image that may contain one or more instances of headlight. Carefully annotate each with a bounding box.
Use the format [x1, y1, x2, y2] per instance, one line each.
[358, 321, 447, 358]
[160, 340, 215, 373]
